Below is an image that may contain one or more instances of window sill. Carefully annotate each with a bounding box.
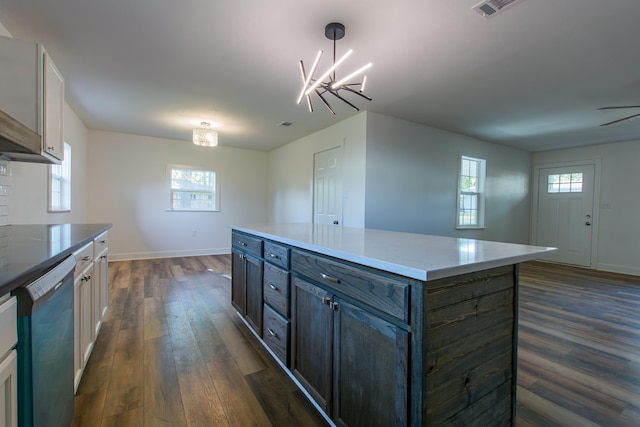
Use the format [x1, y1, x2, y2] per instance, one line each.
[456, 226, 486, 230]
[165, 209, 220, 213]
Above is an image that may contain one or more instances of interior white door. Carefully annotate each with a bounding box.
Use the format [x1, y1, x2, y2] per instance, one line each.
[536, 164, 595, 266]
[313, 146, 343, 225]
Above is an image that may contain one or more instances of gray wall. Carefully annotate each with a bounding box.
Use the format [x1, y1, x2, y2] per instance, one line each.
[365, 112, 532, 244]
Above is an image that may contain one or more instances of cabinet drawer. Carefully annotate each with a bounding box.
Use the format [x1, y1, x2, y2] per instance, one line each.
[264, 240, 290, 270]
[93, 231, 108, 257]
[264, 263, 290, 317]
[292, 249, 410, 323]
[263, 304, 290, 365]
[73, 242, 94, 278]
[0, 296, 17, 356]
[232, 231, 263, 258]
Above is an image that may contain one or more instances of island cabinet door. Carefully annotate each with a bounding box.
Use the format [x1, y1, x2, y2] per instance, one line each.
[291, 277, 334, 413]
[231, 249, 246, 315]
[244, 254, 264, 336]
[332, 298, 409, 427]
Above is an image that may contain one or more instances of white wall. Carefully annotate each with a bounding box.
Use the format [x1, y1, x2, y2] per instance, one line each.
[365, 112, 532, 244]
[533, 140, 640, 275]
[9, 103, 90, 224]
[87, 130, 267, 260]
[267, 112, 367, 227]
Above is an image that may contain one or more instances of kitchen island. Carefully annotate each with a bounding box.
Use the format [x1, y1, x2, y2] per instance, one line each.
[231, 224, 556, 427]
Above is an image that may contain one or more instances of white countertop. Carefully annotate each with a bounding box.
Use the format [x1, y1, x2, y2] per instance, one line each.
[231, 223, 558, 281]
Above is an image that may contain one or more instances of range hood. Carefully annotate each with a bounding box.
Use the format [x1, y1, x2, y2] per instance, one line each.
[0, 109, 53, 164]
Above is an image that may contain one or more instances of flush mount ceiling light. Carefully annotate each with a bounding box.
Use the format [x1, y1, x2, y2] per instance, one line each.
[297, 22, 372, 114]
[192, 122, 218, 147]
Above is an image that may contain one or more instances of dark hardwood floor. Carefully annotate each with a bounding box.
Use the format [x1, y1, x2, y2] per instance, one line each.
[71, 256, 640, 426]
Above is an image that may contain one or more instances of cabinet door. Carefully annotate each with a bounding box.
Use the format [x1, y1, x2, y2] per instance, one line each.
[43, 49, 64, 160]
[80, 265, 94, 366]
[0, 350, 17, 427]
[291, 277, 333, 412]
[73, 275, 82, 391]
[333, 298, 409, 427]
[231, 249, 246, 314]
[244, 255, 264, 336]
[97, 252, 109, 320]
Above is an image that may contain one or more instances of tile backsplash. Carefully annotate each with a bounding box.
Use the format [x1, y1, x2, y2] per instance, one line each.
[0, 160, 10, 226]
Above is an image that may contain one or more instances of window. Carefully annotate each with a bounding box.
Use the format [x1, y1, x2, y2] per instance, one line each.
[547, 173, 583, 193]
[168, 165, 219, 211]
[457, 155, 486, 228]
[49, 142, 71, 212]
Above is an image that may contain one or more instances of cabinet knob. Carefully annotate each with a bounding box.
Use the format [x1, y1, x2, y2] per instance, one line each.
[268, 284, 278, 291]
[269, 253, 279, 259]
[81, 256, 91, 261]
[239, 241, 247, 247]
[267, 328, 278, 338]
[47, 146, 55, 151]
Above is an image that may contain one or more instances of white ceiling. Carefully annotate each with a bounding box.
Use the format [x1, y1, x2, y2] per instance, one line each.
[1, 0, 639, 152]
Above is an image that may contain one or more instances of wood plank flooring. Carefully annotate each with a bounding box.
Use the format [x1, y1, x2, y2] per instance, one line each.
[71, 255, 328, 427]
[71, 256, 640, 426]
[517, 261, 640, 427]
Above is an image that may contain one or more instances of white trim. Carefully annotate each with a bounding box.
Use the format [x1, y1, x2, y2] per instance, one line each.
[596, 262, 640, 277]
[108, 247, 230, 261]
[530, 159, 601, 269]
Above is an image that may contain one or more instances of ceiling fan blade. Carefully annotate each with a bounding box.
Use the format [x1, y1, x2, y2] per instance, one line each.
[600, 112, 640, 126]
[597, 106, 640, 110]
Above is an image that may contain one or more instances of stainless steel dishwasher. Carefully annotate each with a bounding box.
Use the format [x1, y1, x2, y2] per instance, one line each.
[12, 255, 76, 427]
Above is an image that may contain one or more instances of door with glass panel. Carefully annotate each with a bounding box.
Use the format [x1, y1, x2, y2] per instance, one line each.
[536, 164, 595, 266]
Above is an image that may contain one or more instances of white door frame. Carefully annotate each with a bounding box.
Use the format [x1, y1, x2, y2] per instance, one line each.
[530, 159, 601, 268]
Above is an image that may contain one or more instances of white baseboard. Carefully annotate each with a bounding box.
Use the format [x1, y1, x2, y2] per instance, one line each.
[108, 247, 231, 261]
[596, 263, 640, 277]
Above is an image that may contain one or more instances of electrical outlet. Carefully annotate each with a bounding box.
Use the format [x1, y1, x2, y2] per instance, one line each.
[600, 202, 611, 209]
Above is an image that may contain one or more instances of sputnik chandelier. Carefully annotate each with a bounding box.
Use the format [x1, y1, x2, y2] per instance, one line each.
[296, 22, 372, 114]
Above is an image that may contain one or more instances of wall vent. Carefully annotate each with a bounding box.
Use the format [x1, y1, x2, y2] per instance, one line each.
[473, 0, 524, 18]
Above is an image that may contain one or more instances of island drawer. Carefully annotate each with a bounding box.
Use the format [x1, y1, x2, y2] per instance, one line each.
[264, 240, 290, 270]
[263, 304, 290, 365]
[263, 263, 290, 318]
[292, 249, 409, 323]
[232, 231, 262, 258]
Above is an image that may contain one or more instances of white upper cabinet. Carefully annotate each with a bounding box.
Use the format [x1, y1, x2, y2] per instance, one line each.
[0, 36, 64, 163]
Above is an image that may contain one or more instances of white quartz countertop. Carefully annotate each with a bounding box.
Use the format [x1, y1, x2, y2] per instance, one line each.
[231, 223, 558, 281]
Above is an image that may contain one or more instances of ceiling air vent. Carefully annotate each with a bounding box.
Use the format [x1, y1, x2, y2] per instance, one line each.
[473, 0, 524, 18]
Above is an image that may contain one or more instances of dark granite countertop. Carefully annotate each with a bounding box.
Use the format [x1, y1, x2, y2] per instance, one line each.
[0, 223, 112, 295]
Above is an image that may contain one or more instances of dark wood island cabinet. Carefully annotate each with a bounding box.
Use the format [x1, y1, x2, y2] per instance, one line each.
[231, 224, 556, 427]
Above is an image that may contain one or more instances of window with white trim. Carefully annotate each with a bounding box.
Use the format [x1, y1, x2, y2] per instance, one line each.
[167, 165, 219, 211]
[48, 142, 71, 212]
[457, 155, 486, 228]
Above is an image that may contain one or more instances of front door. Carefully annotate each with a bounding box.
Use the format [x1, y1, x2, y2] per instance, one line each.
[536, 164, 595, 266]
[313, 146, 343, 225]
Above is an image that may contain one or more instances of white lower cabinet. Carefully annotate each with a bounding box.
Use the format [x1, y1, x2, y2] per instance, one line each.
[73, 242, 95, 391]
[0, 350, 17, 427]
[73, 231, 109, 392]
[0, 295, 17, 427]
